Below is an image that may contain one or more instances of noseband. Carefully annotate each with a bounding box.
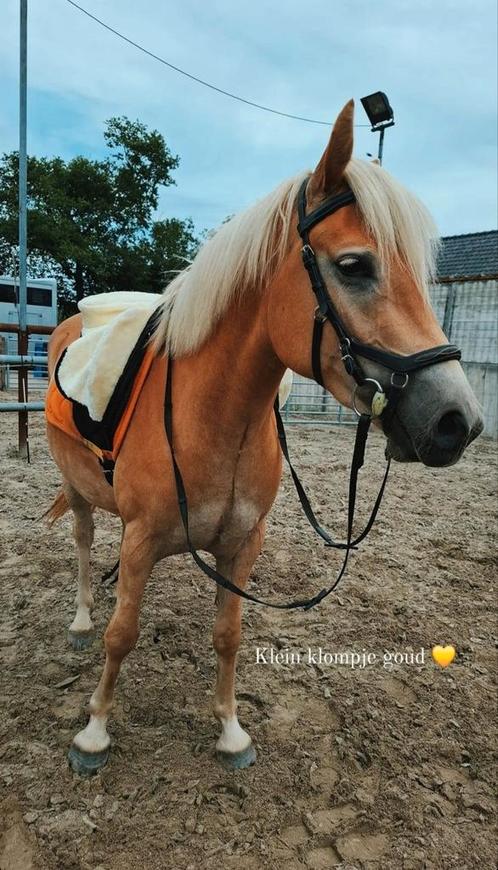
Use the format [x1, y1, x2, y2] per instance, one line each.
[160, 179, 462, 611]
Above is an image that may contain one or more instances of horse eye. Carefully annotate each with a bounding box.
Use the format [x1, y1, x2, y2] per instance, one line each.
[335, 254, 374, 279]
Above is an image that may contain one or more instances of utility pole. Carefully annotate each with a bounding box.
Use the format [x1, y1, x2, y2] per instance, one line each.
[18, 0, 28, 457]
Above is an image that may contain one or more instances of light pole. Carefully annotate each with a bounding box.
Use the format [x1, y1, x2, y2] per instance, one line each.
[360, 91, 394, 165]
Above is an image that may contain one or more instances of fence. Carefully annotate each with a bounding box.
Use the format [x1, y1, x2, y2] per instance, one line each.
[0, 324, 52, 455]
[1, 278, 497, 436]
[1, 332, 51, 392]
[283, 278, 498, 437]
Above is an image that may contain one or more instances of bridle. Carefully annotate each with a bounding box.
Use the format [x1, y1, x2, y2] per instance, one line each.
[296, 178, 461, 424]
[160, 178, 462, 611]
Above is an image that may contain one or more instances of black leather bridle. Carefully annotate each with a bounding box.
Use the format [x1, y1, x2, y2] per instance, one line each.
[297, 178, 461, 422]
[160, 178, 462, 611]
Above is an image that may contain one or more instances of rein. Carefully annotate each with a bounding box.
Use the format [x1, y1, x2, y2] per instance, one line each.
[110, 179, 462, 608]
[164, 356, 385, 610]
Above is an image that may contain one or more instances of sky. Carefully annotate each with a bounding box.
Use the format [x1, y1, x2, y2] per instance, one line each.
[1, 0, 497, 239]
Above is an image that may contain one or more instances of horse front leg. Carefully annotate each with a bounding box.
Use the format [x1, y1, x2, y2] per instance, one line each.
[68, 522, 155, 776]
[212, 521, 265, 769]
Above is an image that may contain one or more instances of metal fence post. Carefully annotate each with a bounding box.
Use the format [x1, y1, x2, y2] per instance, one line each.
[18, 0, 29, 457]
[442, 285, 457, 340]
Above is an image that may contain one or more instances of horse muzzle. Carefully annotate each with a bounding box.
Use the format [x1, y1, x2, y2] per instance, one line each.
[386, 407, 483, 466]
[382, 364, 484, 467]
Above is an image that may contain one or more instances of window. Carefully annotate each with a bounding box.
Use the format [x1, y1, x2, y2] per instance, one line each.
[0, 284, 16, 304]
[27, 286, 52, 307]
[0, 283, 52, 307]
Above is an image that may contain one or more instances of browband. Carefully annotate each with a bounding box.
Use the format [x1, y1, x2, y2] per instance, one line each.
[297, 188, 356, 235]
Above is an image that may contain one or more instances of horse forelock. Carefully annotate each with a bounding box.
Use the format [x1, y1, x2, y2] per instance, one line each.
[344, 159, 440, 296]
[153, 159, 439, 357]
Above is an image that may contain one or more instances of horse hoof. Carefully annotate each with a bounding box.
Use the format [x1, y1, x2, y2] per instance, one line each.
[68, 744, 109, 776]
[216, 743, 257, 769]
[68, 629, 94, 651]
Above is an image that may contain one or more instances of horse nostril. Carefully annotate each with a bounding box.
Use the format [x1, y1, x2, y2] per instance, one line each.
[433, 410, 469, 452]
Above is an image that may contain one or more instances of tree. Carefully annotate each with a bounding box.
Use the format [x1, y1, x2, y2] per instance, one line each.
[0, 118, 199, 316]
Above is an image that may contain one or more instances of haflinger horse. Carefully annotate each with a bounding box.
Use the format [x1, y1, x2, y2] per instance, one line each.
[46, 100, 483, 776]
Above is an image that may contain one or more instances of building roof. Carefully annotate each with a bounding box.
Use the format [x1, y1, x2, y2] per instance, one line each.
[438, 230, 498, 281]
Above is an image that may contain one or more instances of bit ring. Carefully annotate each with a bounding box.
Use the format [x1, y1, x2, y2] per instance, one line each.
[352, 378, 384, 417]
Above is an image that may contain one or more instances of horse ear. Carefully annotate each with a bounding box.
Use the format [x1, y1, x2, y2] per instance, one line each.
[308, 99, 354, 201]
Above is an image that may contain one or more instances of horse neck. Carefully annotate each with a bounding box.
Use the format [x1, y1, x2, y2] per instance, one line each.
[175, 283, 285, 429]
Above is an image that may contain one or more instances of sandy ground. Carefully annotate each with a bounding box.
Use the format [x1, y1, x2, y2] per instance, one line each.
[0, 410, 496, 870]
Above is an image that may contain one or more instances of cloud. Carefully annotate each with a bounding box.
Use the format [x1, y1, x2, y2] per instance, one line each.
[0, 0, 496, 234]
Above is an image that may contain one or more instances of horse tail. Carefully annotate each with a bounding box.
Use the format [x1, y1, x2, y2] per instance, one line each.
[43, 489, 70, 525]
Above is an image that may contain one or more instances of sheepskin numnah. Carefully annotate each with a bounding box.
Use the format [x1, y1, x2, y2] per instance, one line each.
[46, 294, 162, 464]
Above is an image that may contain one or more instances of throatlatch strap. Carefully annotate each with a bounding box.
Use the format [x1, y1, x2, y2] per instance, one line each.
[311, 317, 325, 387]
[164, 358, 380, 611]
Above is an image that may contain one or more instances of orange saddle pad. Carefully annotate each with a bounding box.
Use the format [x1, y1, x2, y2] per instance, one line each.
[45, 314, 157, 483]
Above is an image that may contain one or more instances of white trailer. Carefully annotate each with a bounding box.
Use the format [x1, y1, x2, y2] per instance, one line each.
[0, 275, 57, 387]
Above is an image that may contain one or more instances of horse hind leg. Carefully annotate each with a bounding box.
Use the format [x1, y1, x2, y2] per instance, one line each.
[65, 485, 95, 651]
[68, 522, 155, 775]
[212, 521, 265, 769]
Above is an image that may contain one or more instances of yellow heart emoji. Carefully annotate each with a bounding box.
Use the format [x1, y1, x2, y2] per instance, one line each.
[432, 645, 456, 668]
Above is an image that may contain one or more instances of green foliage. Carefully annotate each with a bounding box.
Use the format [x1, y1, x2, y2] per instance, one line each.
[0, 117, 199, 316]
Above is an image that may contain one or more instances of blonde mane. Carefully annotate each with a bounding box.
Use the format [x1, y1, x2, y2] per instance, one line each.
[154, 158, 439, 357]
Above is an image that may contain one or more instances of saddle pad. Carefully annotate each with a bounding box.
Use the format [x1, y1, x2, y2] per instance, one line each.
[78, 290, 164, 334]
[46, 291, 295, 473]
[46, 293, 163, 464]
[59, 293, 163, 421]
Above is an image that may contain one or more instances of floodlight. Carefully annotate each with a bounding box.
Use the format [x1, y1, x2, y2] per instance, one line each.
[360, 91, 395, 164]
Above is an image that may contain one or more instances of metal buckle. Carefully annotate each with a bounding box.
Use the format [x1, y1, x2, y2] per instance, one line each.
[390, 372, 409, 389]
[314, 305, 327, 323]
[302, 243, 315, 259]
[352, 378, 387, 418]
[340, 338, 352, 360]
[339, 338, 356, 373]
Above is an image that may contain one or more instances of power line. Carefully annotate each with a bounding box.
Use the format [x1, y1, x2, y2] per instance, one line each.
[65, 0, 370, 128]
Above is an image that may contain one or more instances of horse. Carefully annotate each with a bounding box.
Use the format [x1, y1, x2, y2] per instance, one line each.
[46, 100, 483, 775]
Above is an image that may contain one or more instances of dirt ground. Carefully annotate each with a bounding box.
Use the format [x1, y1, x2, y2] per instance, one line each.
[0, 410, 496, 870]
